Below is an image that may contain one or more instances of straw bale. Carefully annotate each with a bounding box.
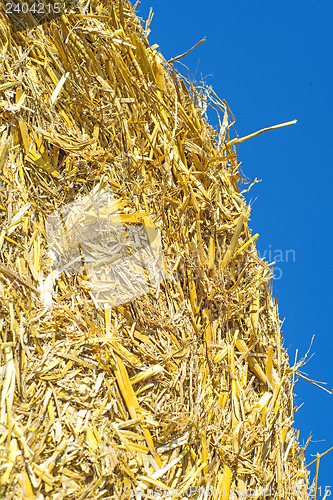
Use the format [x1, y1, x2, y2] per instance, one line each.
[0, 1, 311, 498]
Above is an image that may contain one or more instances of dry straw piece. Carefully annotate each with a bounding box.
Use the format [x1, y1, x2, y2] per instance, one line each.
[0, 0, 313, 498]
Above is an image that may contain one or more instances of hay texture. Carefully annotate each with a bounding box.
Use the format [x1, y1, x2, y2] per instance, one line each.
[0, 0, 311, 498]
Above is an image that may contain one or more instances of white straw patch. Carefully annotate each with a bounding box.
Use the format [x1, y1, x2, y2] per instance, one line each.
[51, 72, 70, 105]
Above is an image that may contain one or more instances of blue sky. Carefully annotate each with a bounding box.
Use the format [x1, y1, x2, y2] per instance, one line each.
[138, 0, 333, 491]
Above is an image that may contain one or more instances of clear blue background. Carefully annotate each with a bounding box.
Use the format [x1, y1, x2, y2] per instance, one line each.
[138, 0, 333, 492]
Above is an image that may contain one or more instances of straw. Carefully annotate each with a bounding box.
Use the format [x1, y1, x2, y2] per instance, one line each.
[0, 1, 314, 498]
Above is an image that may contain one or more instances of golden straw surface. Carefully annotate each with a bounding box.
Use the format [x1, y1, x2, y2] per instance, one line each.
[0, 1, 311, 498]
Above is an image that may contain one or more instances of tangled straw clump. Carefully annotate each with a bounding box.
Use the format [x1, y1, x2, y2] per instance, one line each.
[0, 0, 311, 498]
